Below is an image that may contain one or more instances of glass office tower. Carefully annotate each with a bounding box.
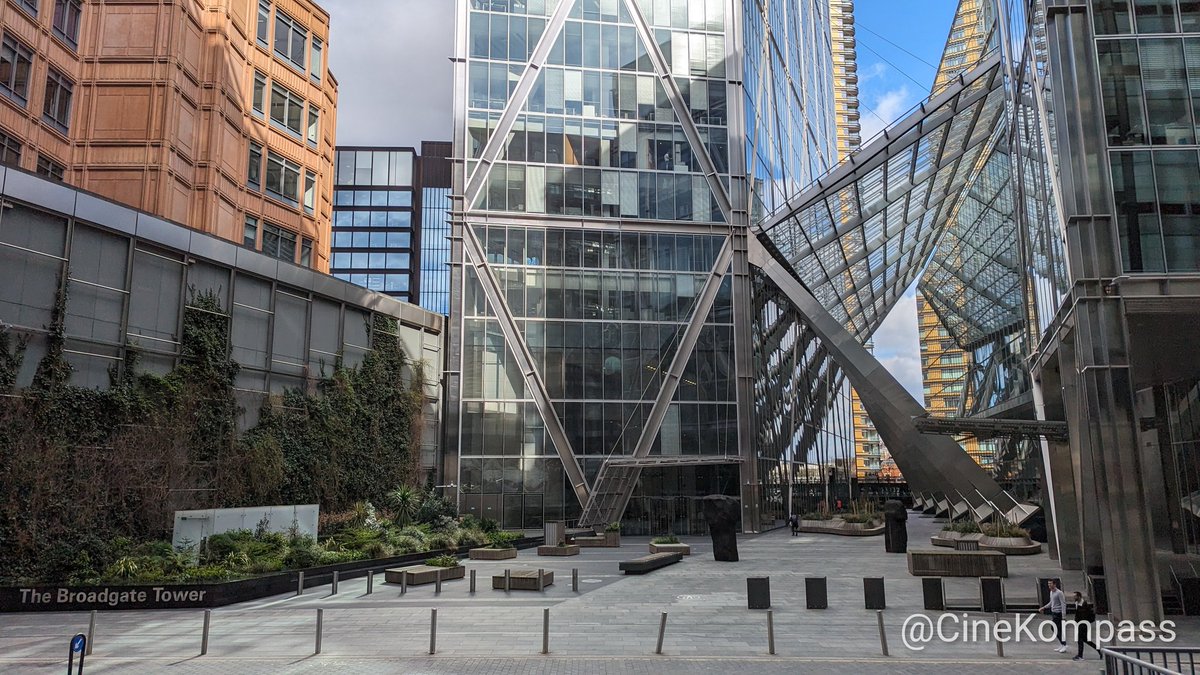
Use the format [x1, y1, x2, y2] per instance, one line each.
[447, 0, 843, 533]
[330, 147, 419, 302]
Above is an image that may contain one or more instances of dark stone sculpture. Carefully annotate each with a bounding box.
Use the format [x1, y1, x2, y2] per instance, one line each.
[883, 499, 908, 553]
[702, 494, 740, 562]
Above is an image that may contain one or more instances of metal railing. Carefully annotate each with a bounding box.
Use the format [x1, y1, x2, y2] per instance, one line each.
[1103, 647, 1200, 675]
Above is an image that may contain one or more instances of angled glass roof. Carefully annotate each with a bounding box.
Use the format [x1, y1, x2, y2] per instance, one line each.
[754, 53, 1006, 340]
[919, 148, 1024, 348]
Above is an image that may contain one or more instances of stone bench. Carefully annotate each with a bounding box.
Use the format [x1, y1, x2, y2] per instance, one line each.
[619, 552, 683, 575]
[908, 549, 1008, 578]
[575, 536, 608, 547]
[649, 543, 691, 556]
[383, 564, 466, 585]
[491, 569, 554, 590]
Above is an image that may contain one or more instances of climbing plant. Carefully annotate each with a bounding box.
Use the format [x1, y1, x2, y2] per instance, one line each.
[0, 284, 429, 584]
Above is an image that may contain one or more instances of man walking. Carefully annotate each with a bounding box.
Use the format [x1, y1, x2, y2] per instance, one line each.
[1072, 591, 1102, 660]
[789, 514, 799, 536]
[1039, 579, 1068, 652]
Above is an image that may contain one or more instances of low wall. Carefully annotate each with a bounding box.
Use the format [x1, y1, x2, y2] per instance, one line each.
[1, 536, 542, 613]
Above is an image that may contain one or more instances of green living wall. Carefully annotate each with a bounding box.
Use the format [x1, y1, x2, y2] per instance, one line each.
[0, 284, 426, 584]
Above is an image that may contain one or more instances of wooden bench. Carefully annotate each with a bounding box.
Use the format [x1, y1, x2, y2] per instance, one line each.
[619, 552, 682, 575]
[491, 569, 554, 590]
[383, 564, 466, 585]
[575, 536, 608, 547]
[907, 549, 1008, 578]
[955, 539, 981, 551]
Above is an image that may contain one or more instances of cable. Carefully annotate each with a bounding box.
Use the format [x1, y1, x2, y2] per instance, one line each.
[856, 38, 930, 91]
[856, 22, 941, 71]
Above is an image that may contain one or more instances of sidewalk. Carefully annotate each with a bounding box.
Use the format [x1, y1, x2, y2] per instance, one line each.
[0, 515, 1184, 673]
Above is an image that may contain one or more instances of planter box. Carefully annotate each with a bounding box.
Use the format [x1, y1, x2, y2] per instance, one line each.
[537, 544, 580, 556]
[492, 569, 553, 590]
[603, 531, 620, 547]
[931, 532, 983, 548]
[384, 564, 465, 585]
[649, 543, 691, 555]
[576, 536, 607, 547]
[979, 535, 1041, 556]
[469, 547, 517, 560]
[798, 519, 884, 536]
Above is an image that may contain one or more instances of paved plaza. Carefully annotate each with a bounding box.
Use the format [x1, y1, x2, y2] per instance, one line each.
[1, 515, 1189, 673]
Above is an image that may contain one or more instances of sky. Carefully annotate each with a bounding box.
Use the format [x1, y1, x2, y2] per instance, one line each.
[323, 0, 960, 397]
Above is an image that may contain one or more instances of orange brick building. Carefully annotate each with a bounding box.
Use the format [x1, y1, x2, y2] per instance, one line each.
[0, 0, 336, 271]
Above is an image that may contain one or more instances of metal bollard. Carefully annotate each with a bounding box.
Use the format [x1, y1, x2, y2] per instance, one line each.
[470, 569, 476, 593]
[401, 570, 408, 595]
[572, 568, 578, 592]
[200, 609, 211, 656]
[86, 610, 96, 656]
[542, 608, 550, 654]
[367, 570, 374, 595]
[429, 608, 437, 655]
[655, 611, 668, 654]
[767, 609, 775, 655]
[876, 610, 889, 656]
[436, 569, 443, 595]
[505, 569, 511, 592]
[315, 608, 323, 654]
[994, 612, 1004, 657]
[297, 571, 305, 596]
[538, 568, 545, 593]
[331, 571, 339, 595]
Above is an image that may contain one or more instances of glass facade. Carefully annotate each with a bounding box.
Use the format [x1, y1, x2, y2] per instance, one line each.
[418, 141, 454, 315]
[451, 0, 843, 534]
[330, 148, 418, 301]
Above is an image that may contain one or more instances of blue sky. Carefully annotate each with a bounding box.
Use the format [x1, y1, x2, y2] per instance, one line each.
[850, 0, 959, 397]
[327, 0, 960, 398]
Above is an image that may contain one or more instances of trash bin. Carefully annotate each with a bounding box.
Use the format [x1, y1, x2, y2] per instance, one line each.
[805, 576, 827, 609]
[747, 576, 771, 610]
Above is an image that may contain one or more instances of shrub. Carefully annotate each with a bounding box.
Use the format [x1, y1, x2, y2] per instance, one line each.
[486, 530, 520, 549]
[982, 521, 1029, 538]
[479, 518, 499, 533]
[361, 541, 394, 559]
[801, 511, 832, 521]
[247, 558, 284, 574]
[605, 521, 621, 533]
[318, 549, 364, 565]
[842, 513, 876, 525]
[943, 520, 982, 534]
[652, 535, 680, 544]
[397, 525, 430, 546]
[455, 529, 487, 549]
[283, 543, 322, 570]
[390, 535, 426, 554]
[185, 565, 232, 582]
[458, 514, 482, 531]
[426, 533, 458, 552]
[425, 554, 459, 568]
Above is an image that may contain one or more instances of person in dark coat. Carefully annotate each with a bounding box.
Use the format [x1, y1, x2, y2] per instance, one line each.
[1072, 591, 1102, 660]
[789, 514, 799, 536]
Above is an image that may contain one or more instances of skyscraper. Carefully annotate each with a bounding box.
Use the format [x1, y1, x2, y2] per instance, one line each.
[447, 0, 844, 533]
[330, 147, 419, 302]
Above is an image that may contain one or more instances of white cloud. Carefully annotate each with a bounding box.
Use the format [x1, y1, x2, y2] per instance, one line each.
[859, 62, 889, 84]
[869, 286, 924, 400]
[323, 0, 455, 147]
[859, 86, 914, 142]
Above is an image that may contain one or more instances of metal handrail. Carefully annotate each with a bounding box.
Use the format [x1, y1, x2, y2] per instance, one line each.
[1102, 647, 1199, 675]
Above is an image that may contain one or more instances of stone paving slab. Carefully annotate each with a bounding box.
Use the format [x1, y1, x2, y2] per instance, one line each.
[0, 514, 1187, 673]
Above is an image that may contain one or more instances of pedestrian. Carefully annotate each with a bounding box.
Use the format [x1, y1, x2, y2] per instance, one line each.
[1039, 579, 1068, 653]
[1072, 591, 1102, 660]
[789, 514, 799, 536]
